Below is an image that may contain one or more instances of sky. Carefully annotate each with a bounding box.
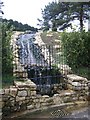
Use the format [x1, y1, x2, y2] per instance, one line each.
[3, 0, 55, 28]
[2, 0, 89, 30]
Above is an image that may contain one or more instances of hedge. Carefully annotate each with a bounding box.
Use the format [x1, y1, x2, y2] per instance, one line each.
[61, 31, 90, 69]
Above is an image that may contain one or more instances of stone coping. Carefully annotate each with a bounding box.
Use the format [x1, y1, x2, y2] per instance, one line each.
[67, 74, 88, 82]
[5, 101, 88, 119]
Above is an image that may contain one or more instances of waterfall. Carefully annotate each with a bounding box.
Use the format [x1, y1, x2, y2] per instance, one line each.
[17, 32, 47, 66]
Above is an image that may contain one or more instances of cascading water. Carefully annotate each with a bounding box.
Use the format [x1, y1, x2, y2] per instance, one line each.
[16, 32, 62, 95]
[17, 33, 47, 66]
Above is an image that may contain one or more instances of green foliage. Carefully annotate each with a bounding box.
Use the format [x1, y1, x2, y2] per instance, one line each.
[61, 31, 90, 69]
[2, 22, 13, 75]
[2, 19, 38, 32]
[42, 2, 90, 31]
[2, 74, 15, 88]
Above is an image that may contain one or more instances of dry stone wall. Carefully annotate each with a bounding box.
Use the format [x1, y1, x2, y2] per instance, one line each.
[11, 32, 28, 79]
[1, 78, 89, 117]
[1, 32, 89, 118]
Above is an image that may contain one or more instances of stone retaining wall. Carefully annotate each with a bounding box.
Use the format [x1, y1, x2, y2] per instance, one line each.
[1, 78, 89, 117]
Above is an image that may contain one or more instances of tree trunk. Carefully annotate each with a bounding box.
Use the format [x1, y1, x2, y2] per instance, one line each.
[80, 4, 83, 31]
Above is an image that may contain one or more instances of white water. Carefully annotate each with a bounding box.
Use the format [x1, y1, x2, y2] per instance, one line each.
[17, 33, 47, 66]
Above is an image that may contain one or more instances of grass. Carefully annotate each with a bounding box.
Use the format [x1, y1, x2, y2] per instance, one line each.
[2, 74, 15, 88]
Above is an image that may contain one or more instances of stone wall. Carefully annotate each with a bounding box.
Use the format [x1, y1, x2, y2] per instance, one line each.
[1, 78, 89, 117]
[11, 32, 28, 79]
[1, 32, 89, 118]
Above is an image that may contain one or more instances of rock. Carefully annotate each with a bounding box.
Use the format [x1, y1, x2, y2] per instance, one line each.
[14, 81, 28, 87]
[67, 74, 88, 91]
[30, 91, 36, 96]
[2, 94, 10, 102]
[72, 97, 78, 101]
[59, 90, 75, 96]
[58, 64, 72, 75]
[14, 80, 37, 89]
[0, 101, 5, 108]
[53, 95, 62, 104]
[16, 96, 25, 102]
[46, 98, 54, 104]
[67, 74, 88, 82]
[33, 98, 39, 103]
[17, 90, 27, 97]
[10, 100, 15, 107]
[25, 80, 36, 88]
[42, 95, 49, 98]
[27, 105, 34, 110]
[63, 96, 72, 103]
[0, 89, 4, 95]
[10, 86, 17, 97]
[41, 102, 47, 106]
[53, 94, 59, 97]
[35, 102, 41, 109]
[4, 89, 10, 95]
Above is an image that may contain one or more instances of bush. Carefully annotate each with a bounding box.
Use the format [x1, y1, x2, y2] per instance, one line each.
[2, 22, 13, 74]
[61, 31, 90, 69]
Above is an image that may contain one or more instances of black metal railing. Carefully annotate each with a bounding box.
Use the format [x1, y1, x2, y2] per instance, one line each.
[14, 37, 66, 95]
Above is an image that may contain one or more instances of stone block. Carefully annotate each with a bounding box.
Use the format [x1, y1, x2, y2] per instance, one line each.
[10, 100, 15, 106]
[10, 87, 17, 97]
[72, 97, 78, 101]
[59, 90, 76, 97]
[2, 94, 10, 102]
[27, 105, 34, 110]
[18, 101, 22, 106]
[25, 96, 31, 102]
[22, 99, 30, 104]
[41, 102, 47, 107]
[67, 74, 88, 82]
[0, 89, 4, 95]
[46, 98, 54, 104]
[42, 95, 49, 98]
[35, 102, 41, 109]
[25, 79, 37, 88]
[17, 90, 27, 97]
[16, 96, 25, 102]
[14, 81, 28, 88]
[53, 96, 62, 104]
[0, 101, 4, 108]
[63, 96, 72, 103]
[30, 91, 36, 96]
[59, 64, 72, 75]
[4, 89, 10, 95]
[40, 98, 45, 103]
[0, 97, 2, 102]
[14, 80, 37, 89]
[30, 87, 36, 91]
[33, 98, 39, 103]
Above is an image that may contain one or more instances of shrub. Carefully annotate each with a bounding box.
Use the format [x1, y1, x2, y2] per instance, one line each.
[61, 31, 90, 69]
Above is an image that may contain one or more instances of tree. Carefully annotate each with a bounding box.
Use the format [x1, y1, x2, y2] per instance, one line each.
[2, 22, 13, 74]
[42, 2, 90, 31]
[2, 18, 38, 32]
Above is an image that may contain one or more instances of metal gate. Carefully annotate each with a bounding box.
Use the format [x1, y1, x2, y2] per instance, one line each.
[14, 33, 65, 95]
